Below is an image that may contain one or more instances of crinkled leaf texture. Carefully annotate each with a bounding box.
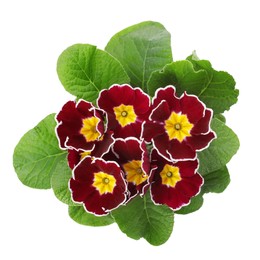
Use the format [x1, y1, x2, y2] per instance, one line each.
[198, 118, 240, 174]
[187, 53, 239, 114]
[112, 192, 174, 246]
[105, 21, 173, 91]
[13, 114, 66, 189]
[69, 206, 114, 227]
[51, 158, 75, 206]
[147, 54, 239, 114]
[57, 44, 130, 102]
[148, 60, 208, 97]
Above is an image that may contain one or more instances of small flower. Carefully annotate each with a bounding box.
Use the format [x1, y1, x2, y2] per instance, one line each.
[67, 131, 115, 169]
[56, 100, 105, 151]
[97, 84, 150, 138]
[149, 150, 203, 210]
[69, 157, 127, 216]
[143, 86, 216, 161]
[111, 137, 150, 199]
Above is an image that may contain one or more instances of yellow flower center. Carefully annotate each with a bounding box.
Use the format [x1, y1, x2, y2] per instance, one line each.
[164, 112, 193, 142]
[123, 160, 148, 185]
[113, 104, 137, 127]
[80, 117, 101, 142]
[160, 164, 182, 188]
[92, 171, 116, 195]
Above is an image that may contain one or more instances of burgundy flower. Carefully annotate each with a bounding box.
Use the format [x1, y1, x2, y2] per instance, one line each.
[150, 150, 203, 210]
[111, 137, 150, 199]
[70, 157, 127, 216]
[143, 86, 216, 161]
[97, 84, 150, 138]
[56, 99, 105, 151]
[67, 131, 114, 169]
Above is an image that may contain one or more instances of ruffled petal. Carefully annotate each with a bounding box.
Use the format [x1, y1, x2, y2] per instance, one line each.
[191, 109, 213, 135]
[153, 86, 181, 113]
[97, 84, 136, 111]
[150, 100, 171, 121]
[142, 121, 165, 142]
[175, 160, 199, 177]
[180, 92, 205, 124]
[185, 131, 216, 151]
[167, 139, 197, 161]
[153, 134, 171, 161]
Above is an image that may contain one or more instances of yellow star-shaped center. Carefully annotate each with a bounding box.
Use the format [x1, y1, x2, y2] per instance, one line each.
[113, 104, 137, 127]
[92, 171, 116, 195]
[159, 164, 182, 188]
[164, 112, 193, 142]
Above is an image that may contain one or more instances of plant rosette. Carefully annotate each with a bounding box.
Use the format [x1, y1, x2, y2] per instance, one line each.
[13, 21, 239, 246]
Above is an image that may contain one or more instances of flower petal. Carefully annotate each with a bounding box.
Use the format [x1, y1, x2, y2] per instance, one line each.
[180, 92, 205, 124]
[142, 121, 165, 142]
[91, 131, 115, 157]
[175, 160, 199, 177]
[132, 87, 150, 115]
[191, 109, 213, 135]
[98, 84, 136, 110]
[185, 131, 216, 151]
[152, 134, 172, 161]
[177, 174, 203, 197]
[153, 86, 181, 113]
[56, 101, 83, 148]
[167, 139, 197, 161]
[150, 100, 171, 121]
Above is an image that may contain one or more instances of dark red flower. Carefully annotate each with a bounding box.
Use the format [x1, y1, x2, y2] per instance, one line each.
[56, 99, 105, 151]
[143, 86, 216, 161]
[149, 150, 203, 210]
[70, 157, 127, 216]
[97, 84, 150, 138]
[111, 137, 150, 199]
[67, 131, 114, 169]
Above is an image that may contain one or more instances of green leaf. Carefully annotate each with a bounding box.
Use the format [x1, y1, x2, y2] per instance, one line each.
[147, 60, 208, 97]
[198, 118, 240, 174]
[105, 21, 172, 91]
[112, 192, 174, 246]
[202, 166, 231, 193]
[69, 206, 114, 227]
[187, 53, 239, 114]
[175, 194, 204, 215]
[57, 44, 130, 102]
[51, 156, 76, 206]
[13, 114, 67, 189]
[214, 113, 226, 123]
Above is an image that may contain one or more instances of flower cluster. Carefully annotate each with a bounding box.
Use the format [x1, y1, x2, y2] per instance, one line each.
[55, 84, 216, 216]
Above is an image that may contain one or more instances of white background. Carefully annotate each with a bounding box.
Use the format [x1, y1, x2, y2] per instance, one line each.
[1, 0, 259, 259]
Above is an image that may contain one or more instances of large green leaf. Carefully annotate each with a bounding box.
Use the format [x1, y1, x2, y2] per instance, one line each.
[175, 194, 204, 215]
[198, 118, 239, 174]
[13, 114, 67, 189]
[105, 21, 173, 91]
[202, 166, 231, 193]
[57, 44, 130, 102]
[147, 60, 208, 97]
[187, 53, 239, 113]
[69, 206, 114, 227]
[112, 192, 174, 246]
[51, 157, 76, 206]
